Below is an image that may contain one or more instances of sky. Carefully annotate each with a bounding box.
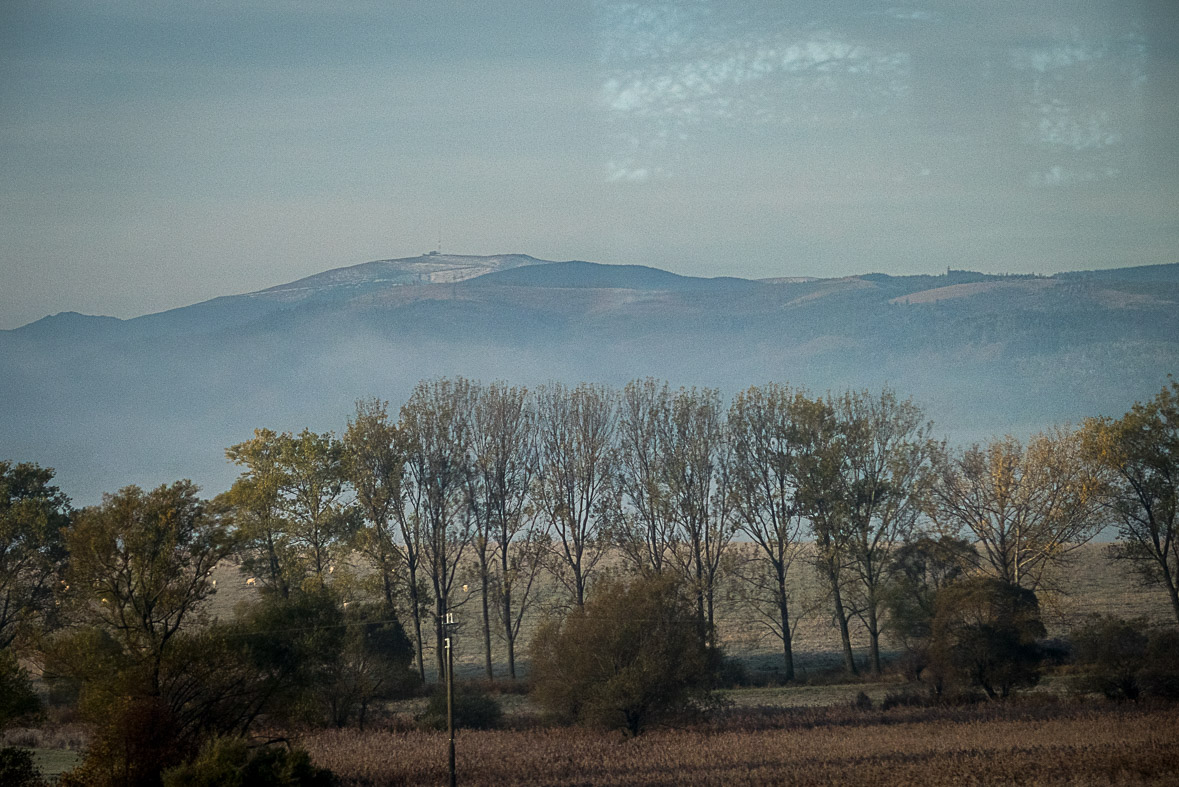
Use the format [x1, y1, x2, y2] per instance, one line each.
[2, 0, 1177, 329]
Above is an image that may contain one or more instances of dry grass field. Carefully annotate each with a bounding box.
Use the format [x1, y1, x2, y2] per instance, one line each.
[301, 703, 1179, 786]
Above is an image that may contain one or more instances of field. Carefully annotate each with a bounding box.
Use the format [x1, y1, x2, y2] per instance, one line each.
[10, 542, 1175, 784]
[300, 702, 1179, 786]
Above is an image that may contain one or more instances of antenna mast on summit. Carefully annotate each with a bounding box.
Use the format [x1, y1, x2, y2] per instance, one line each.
[437, 227, 443, 255]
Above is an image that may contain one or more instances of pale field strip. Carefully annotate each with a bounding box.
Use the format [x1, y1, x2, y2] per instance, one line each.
[302, 706, 1179, 786]
[202, 542, 1171, 682]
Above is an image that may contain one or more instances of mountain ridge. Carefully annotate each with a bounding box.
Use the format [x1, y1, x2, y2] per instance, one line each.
[3, 254, 1175, 505]
[9, 256, 1177, 335]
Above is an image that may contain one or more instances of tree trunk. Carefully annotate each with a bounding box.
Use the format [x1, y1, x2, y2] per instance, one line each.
[867, 600, 882, 675]
[408, 568, 426, 683]
[776, 567, 795, 681]
[828, 567, 858, 676]
[480, 555, 493, 680]
[1164, 564, 1179, 628]
[502, 550, 517, 679]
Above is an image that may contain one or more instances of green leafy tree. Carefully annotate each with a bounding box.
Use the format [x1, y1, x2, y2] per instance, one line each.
[161, 737, 335, 787]
[236, 590, 416, 728]
[1082, 380, 1179, 625]
[0, 460, 70, 650]
[0, 650, 41, 728]
[224, 430, 301, 598]
[279, 429, 358, 587]
[53, 481, 239, 784]
[530, 575, 720, 735]
[882, 536, 979, 680]
[225, 429, 358, 596]
[0, 746, 45, 787]
[64, 481, 234, 694]
[342, 399, 406, 615]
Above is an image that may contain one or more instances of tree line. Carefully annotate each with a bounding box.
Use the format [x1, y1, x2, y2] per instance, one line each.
[1, 377, 1177, 781]
[215, 376, 1179, 681]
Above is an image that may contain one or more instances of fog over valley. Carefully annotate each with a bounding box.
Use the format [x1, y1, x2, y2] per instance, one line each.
[3, 253, 1175, 504]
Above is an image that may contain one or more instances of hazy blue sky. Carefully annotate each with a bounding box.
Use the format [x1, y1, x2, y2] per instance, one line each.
[2, 1, 1177, 329]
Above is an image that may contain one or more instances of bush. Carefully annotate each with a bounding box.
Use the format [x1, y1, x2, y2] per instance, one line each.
[1071, 616, 1149, 700]
[242, 592, 419, 728]
[927, 577, 1045, 699]
[161, 736, 335, 787]
[417, 684, 503, 731]
[58, 696, 186, 787]
[715, 654, 751, 688]
[530, 575, 721, 735]
[0, 747, 46, 787]
[883, 536, 980, 682]
[1140, 628, 1179, 699]
[880, 689, 928, 710]
[0, 652, 42, 729]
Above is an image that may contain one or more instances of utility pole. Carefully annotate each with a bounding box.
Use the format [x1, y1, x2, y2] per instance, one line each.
[444, 608, 457, 787]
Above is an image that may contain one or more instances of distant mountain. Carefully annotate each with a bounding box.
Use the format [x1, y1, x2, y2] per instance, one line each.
[3, 254, 1176, 504]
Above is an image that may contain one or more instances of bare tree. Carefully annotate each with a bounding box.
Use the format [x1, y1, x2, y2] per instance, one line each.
[616, 378, 674, 576]
[830, 388, 938, 675]
[1082, 381, 1179, 625]
[400, 377, 475, 679]
[727, 383, 811, 679]
[467, 381, 540, 679]
[926, 427, 1105, 593]
[661, 385, 734, 639]
[792, 393, 861, 675]
[534, 382, 618, 608]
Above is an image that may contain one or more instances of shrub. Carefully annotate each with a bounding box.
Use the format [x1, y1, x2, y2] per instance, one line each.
[417, 684, 503, 731]
[1071, 616, 1149, 700]
[530, 575, 721, 735]
[715, 654, 751, 688]
[880, 689, 927, 710]
[58, 696, 186, 787]
[1140, 628, 1179, 699]
[883, 537, 980, 682]
[0, 652, 42, 729]
[0, 747, 46, 787]
[927, 577, 1045, 699]
[242, 592, 419, 728]
[160, 736, 335, 787]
